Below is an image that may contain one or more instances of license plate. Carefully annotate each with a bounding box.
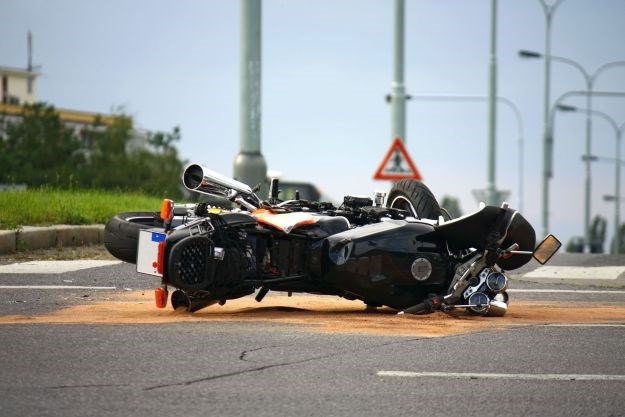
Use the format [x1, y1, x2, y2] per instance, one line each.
[137, 229, 166, 276]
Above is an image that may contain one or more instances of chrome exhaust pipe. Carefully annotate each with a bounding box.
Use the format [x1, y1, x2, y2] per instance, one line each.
[485, 292, 508, 317]
[182, 163, 254, 198]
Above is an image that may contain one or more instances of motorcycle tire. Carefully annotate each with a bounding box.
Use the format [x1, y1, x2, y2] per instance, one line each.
[104, 212, 161, 263]
[386, 179, 444, 220]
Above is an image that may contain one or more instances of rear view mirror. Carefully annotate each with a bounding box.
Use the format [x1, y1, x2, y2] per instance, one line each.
[533, 234, 561, 264]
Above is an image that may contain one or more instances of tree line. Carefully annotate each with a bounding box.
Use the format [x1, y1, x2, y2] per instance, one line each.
[0, 103, 185, 198]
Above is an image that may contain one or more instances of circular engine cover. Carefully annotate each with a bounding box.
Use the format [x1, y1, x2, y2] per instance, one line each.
[411, 257, 432, 281]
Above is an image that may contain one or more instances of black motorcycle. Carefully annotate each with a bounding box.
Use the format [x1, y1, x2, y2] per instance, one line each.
[104, 163, 560, 316]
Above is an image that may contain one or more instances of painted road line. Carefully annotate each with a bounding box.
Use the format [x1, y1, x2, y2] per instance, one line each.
[523, 266, 625, 280]
[0, 285, 116, 290]
[508, 289, 625, 294]
[539, 324, 625, 328]
[0, 260, 122, 274]
[377, 371, 625, 381]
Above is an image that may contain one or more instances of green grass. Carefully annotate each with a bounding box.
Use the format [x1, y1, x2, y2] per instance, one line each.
[0, 188, 167, 230]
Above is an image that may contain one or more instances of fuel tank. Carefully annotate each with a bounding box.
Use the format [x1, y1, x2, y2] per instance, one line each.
[319, 219, 453, 310]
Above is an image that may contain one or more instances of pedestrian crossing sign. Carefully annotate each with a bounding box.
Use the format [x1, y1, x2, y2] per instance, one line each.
[373, 137, 422, 181]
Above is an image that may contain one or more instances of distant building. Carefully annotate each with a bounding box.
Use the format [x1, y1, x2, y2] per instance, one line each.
[0, 65, 39, 105]
[0, 65, 150, 154]
[1, 101, 152, 155]
[1, 32, 156, 156]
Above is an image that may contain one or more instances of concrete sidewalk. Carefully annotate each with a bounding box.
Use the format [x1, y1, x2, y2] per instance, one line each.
[0, 225, 105, 254]
[509, 253, 625, 288]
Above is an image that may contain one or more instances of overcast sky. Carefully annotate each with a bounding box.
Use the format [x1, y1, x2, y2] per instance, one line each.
[2, 0, 625, 247]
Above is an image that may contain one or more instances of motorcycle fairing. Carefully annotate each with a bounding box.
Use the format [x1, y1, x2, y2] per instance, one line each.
[321, 220, 452, 309]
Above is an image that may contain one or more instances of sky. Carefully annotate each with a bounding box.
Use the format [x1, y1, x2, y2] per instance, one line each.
[2, 0, 625, 249]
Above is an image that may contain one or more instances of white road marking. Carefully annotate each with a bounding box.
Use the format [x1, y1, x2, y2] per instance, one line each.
[377, 371, 625, 381]
[523, 266, 625, 280]
[0, 285, 116, 290]
[508, 289, 625, 294]
[540, 324, 625, 328]
[0, 260, 121, 274]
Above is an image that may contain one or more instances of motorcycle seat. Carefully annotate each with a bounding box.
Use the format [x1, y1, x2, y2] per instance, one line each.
[432, 205, 535, 270]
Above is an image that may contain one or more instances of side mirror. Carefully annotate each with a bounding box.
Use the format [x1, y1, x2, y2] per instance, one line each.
[533, 234, 561, 265]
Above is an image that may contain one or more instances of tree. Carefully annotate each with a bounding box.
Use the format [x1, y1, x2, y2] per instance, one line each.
[610, 223, 625, 254]
[0, 103, 185, 198]
[589, 215, 606, 254]
[0, 103, 84, 186]
[79, 112, 184, 198]
[440, 195, 462, 219]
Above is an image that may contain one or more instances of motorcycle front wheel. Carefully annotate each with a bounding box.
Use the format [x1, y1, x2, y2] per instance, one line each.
[386, 179, 447, 220]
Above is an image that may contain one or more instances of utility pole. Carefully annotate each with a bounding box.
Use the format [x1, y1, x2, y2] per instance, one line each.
[486, 0, 498, 206]
[234, 0, 268, 195]
[390, 0, 406, 142]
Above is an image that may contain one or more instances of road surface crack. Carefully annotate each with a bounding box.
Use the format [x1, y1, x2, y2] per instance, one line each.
[48, 383, 130, 389]
[144, 337, 424, 391]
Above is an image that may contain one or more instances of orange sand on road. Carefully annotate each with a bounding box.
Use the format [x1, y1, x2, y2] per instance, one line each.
[1, 292, 624, 337]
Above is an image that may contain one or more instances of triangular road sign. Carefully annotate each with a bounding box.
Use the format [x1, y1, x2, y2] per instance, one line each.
[373, 137, 422, 181]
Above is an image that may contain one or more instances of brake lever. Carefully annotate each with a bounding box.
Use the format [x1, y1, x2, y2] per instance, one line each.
[498, 242, 533, 259]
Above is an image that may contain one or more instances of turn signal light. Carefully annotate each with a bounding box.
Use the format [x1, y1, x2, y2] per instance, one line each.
[160, 199, 174, 221]
[155, 287, 168, 309]
[156, 241, 165, 274]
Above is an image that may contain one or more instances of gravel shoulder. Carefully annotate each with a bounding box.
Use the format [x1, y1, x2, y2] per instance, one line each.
[0, 244, 115, 265]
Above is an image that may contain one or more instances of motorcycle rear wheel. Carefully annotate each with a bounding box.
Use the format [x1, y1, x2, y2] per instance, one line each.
[104, 212, 161, 263]
[386, 179, 445, 220]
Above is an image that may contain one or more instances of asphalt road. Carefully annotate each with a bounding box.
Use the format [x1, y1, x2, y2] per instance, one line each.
[1, 258, 624, 417]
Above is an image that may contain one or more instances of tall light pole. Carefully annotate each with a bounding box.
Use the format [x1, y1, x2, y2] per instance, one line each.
[519, 49, 625, 249]
[543, 90, 625, 240]
[407, 94, 524, 211]
[486, 0, 498, 206]
[234, 0, 267, 195]
[389, 0, 406, 142]
[559, 104, 624, 253]
[521, 0, 566, 239]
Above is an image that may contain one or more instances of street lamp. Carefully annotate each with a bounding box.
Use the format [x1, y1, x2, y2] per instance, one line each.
[524, 0, 567, 239]
[519, 49, 625, 248]
[405, 94, 524, 211]
[604, 195, 625, 202]
[558, 104, 625, 253]
[539, 90, 625, 243]
[583, 155, 625, 165]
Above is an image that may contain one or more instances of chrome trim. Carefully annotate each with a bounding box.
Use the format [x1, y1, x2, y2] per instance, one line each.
[183, 163, 253, 197]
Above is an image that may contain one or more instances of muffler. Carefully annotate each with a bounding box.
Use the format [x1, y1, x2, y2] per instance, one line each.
[183, 163, 254, 198]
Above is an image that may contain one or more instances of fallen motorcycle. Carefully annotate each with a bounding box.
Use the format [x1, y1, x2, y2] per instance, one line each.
[104, 163, 561, 316]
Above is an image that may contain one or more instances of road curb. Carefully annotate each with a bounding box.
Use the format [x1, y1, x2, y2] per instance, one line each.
[0, 225, 105, 254]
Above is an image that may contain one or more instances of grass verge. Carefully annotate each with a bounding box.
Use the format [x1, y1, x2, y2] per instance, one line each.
[0, 188, 165, 229]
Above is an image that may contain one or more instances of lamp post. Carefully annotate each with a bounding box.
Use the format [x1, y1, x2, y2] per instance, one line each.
[537, 89, 625, 239]
[526, 0, 566, 239]
[389, 0, 406, 142]
[486, 0, 498, 206]
[406, 94, 524, 211]
[558, 104, 625, 253]
[519, 49, 625, 249]
[234, 0, 267, 195]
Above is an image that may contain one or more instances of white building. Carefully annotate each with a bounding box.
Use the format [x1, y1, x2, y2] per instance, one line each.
[0, 66, 39, 105]
[1, 33, 155, 155]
